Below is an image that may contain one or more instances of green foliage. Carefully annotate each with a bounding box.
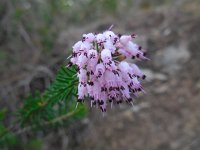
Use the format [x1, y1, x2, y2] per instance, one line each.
[25, 139, 43, 150]
[0, 51, 7, 62]
[18, 65, 86, 127]
[0, 109, 6, 121]
[0, 65, 87, 149]
[0, 109, 18, 148]
[38, 27, 55, 51]
[14, 8, 25, 20]
[43, 65, 78, 106]
[101, 0, 117, 13]
[0, 129, 18, 148]
[19, 92, 55, 126]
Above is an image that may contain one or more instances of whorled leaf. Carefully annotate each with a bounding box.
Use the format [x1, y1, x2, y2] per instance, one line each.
[18, 65, 86, 127]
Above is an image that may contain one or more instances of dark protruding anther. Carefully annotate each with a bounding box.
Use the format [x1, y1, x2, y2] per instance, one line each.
[77, 99, 83, 103]
[76, 67, 80, 72]
[67, 61, 73, 67]
[99, 100, 104, 105]
[116, 87, 120, 91]
[120, 86, 125, 90]
[142, 75, 146, 79]
[100, 107, 103, 112]
[131, 34, 136, 38]
[88, 81, 94, 86]
[92, 101, 96, 105]
[101, 87, 104, 92]
[82, 37, 85, 42]
[128, 98, 132, 102]
[109, 87, 113, 91]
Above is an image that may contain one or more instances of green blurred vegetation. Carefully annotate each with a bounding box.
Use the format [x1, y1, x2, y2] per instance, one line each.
[0, 66, 88, 149]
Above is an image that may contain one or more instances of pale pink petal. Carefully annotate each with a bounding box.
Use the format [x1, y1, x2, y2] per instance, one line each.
[120, 35, 132, 45]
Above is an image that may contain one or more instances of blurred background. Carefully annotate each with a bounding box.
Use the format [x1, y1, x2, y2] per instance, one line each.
[0, 0, 200, 149]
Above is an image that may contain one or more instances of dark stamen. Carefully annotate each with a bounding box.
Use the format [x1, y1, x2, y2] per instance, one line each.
[99, 100, 104, 105]
[93, 101, 96, 105]
[67, 61, 73, 67]
[142, 75, 146, 79]
[120, 86, 125, 90]
[128, 98, 132, 102]
[116, 87, 120, 91]
[109, 87, 113, 91]
[84, 52, 88, 57]
[131, 34, 136, 38]
[101, 87, 105, 92]
[77, 99, 83, 103]
[88, 81, 94, 86]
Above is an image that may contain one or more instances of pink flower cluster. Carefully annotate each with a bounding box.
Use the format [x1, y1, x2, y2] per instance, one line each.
[69, 30, 148, 112]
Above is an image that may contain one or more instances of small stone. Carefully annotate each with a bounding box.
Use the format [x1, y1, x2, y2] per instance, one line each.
[154, 43, 190, 75]
[154, 85, 169, 94]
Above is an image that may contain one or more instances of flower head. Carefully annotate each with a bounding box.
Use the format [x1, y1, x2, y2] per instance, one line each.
[69, 28, 148, 112]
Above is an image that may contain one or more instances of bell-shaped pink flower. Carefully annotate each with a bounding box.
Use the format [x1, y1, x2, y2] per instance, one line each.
[83, 33, 95, 42]
[95, 63, 105, 78]
[120, 35, 132, 45]
[125, 41, 140, 56]
[118, 61, 131, 74]
[118, 48, 131, 58]
[96, 33, 106, 44]
[73, 41, 82, 52]
[91, 80, 102, 100]
[103, 40, 116, 54]
[131, 64, 146, 79]
[77, 68, 87, 83]
[70, 57, 77, 64]
[76, 54, 88, 68]
[101, 49, 112, 63]
[80, 41, 91, 52]
[78, 82, 87, 99]
[103, 30, 117, 42]
[70, 29, 149, 112]
[120, 81, 131, 99]
[87, 49, 98, 69]
[104, 70, 118, 87]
